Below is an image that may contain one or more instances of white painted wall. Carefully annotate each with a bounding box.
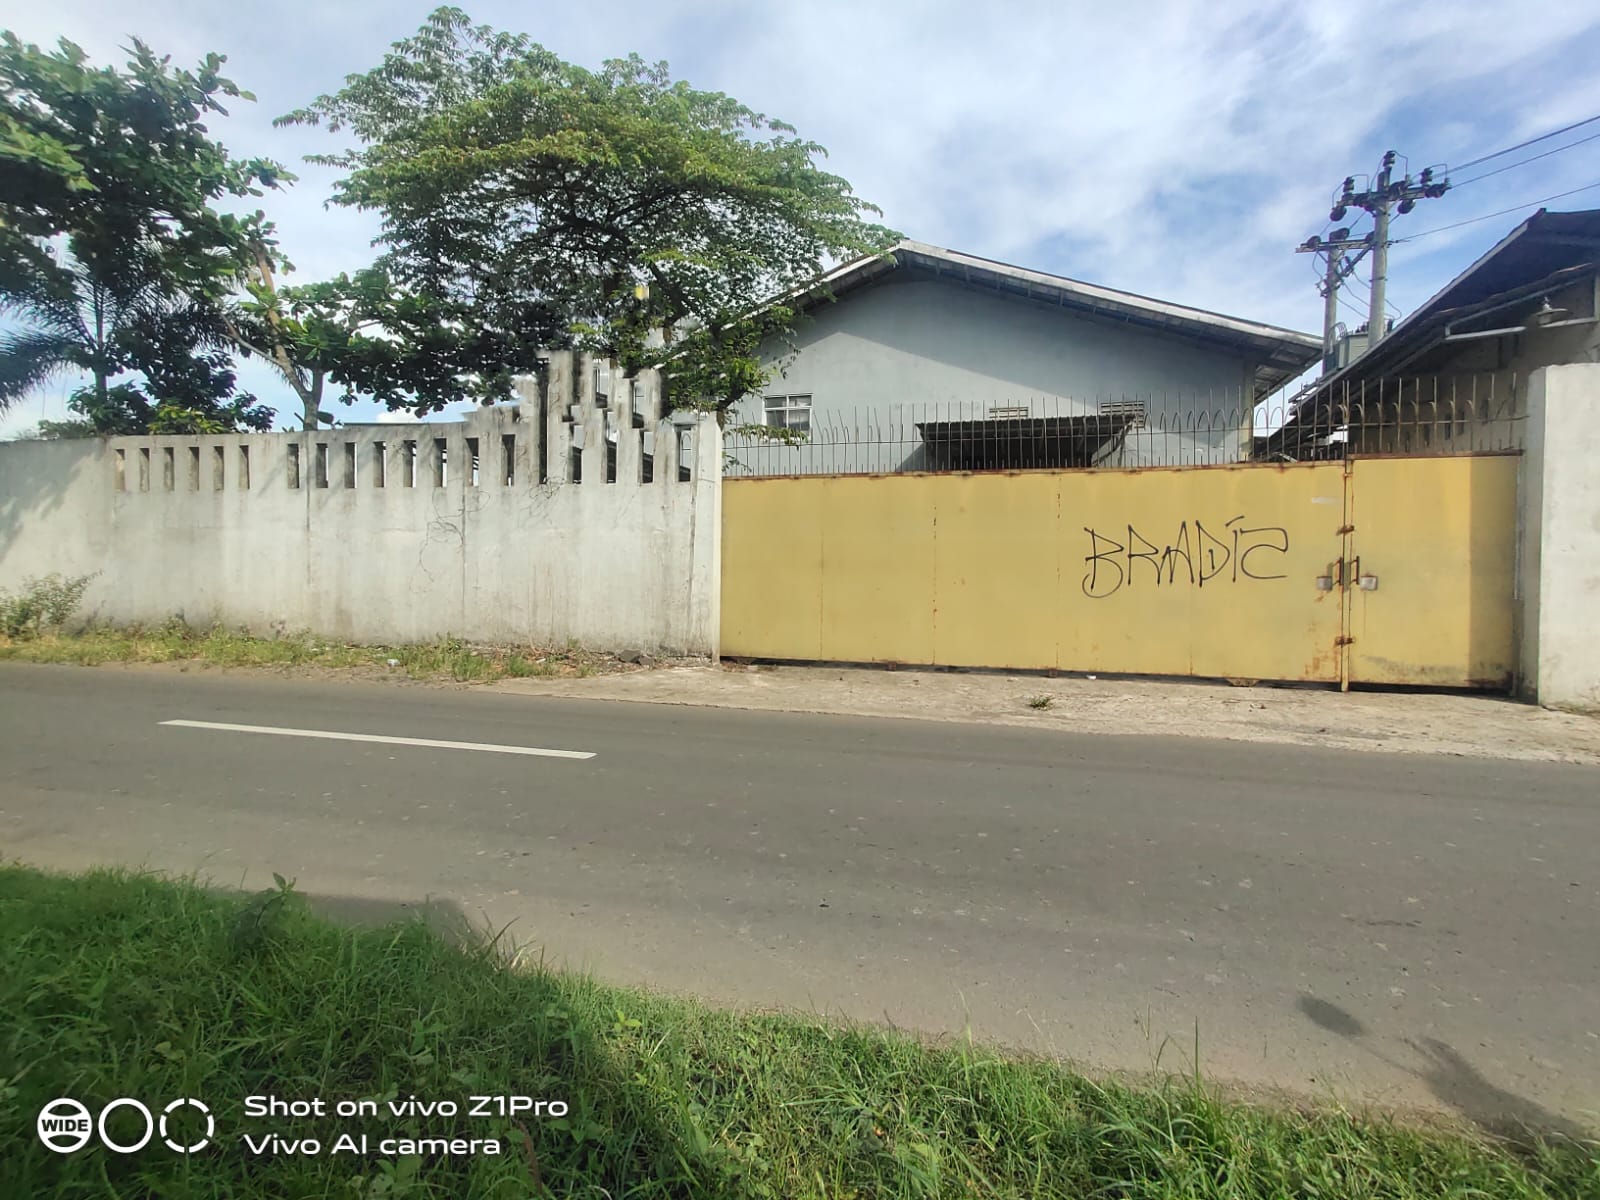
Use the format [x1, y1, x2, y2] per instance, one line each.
[1519, 363, 1600, 710]
[726, 271, 1261, 474]
[0, 355, 721, 655]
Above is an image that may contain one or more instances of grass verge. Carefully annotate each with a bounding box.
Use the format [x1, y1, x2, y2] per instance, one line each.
[0, 623, 620, 683]
[1, 866, 1595, 1198]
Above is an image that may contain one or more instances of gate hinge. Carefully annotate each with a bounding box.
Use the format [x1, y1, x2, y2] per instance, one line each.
[1335, 636, 1355, 646]
[1336, 524, 1355, 535]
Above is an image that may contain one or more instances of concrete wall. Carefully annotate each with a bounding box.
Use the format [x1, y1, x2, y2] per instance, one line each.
[724, 270, 1260, 474]
[0, 354, 722, 655]
[1519, 363, 1600, 709]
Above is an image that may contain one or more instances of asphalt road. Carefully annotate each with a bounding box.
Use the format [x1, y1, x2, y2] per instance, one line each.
[2, 663, 1596, 1134]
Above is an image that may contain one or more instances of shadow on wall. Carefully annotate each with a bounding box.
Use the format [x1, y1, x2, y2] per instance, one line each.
[0, 437, 107, 587]
[1294, 993, 1593, 1144]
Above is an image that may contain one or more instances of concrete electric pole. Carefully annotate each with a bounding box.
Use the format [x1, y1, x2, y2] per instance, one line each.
[1295, 229, 1371, 372]
[1327, 152, 1449, 347]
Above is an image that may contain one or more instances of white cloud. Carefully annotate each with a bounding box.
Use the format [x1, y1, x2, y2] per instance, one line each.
[6, 0, 1600, 429]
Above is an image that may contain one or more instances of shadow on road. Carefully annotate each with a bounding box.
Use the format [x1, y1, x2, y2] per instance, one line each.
[1296, 995, 1366, 1038]
[295, 890, 483, 946]
[1294, 993, 1594, 1145]
[1403, 1036, 1595, 1145]
[199, 882, 487, 948]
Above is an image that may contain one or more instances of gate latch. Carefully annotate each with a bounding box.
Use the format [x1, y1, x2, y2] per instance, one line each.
[1317, 558, 1378, 590]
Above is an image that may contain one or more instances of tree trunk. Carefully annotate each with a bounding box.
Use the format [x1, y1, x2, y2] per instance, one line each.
[303, 370, 325, 431]
[93, 290, 108, 408]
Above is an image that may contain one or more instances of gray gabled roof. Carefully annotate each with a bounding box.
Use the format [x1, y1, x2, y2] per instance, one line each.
[794, 240, 1322, 397]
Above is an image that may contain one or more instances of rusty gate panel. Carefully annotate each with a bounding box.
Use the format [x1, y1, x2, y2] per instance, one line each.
[930, 472, 1063, 669]
[817, 475, 937, 665]
[720, 474, 825, 662]
[1345, 455, 1519, 688]
[1054, 464, 1346, 681]
[722, 463, 1350, 681]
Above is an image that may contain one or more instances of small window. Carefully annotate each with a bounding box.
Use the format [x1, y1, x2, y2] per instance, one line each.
[763, 393, 812, 432]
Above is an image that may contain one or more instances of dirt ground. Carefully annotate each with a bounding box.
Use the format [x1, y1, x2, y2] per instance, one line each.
[491, 662, 1600, 765]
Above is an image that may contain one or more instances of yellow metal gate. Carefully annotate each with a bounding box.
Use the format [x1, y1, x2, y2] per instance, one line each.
[721, 454, 1520, 688]
[1344, 455, 1519, 689]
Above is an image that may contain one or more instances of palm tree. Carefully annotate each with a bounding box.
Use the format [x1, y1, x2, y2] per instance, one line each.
[0, 244, 266, 433]
[0, 246, 150, 412]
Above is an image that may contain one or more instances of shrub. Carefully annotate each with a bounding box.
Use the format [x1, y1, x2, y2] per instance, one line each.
[0, 572, 95, 639]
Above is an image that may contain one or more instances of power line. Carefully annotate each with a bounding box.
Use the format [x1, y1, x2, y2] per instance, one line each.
[1453, 129, 1600, 187]
[1395, 179, 1600, 242]
[1452, 112, 1600, 172]
[1343, 262, 1399, 317]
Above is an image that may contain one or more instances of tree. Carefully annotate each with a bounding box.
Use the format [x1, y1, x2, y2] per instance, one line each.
[37, 384, 272, 439]
[2, 245, 271, 437]
[224, 257, 506, 429]
[1, 241, 270, 435]
[280, 7, 897, 418]
[0, 32, 286, 423]
[1, 32, 286, 294]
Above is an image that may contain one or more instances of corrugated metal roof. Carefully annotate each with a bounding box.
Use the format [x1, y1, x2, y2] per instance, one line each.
[1265, 207, 1600, 452]
[1312, 208, 1600, 386]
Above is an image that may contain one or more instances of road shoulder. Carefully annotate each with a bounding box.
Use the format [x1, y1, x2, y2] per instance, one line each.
[490, 662, 1600, 765]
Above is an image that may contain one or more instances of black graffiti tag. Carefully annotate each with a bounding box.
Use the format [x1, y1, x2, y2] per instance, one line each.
[1082, 528, 1125, 598]
[1081, 515, 1290, 598]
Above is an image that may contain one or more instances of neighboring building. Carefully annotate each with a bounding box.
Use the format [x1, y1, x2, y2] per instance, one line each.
[1267, 207, 1600, 459]
[722, 241, 1321, 475]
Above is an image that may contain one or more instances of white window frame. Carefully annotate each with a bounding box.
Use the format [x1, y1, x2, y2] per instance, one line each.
[763, 393, 812, 431]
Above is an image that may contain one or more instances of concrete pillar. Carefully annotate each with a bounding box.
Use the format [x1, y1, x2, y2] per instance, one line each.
[1240, 362, 1258, 462]
[579, 354, 605, 485]
[615, 372, 643, 484]
[511, 376, 542, 486]
[689, 412, 723, 659]
[1518, 363, 1600, 710]
[545, 351, 573, 485]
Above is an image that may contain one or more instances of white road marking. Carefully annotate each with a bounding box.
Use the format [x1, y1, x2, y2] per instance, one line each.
[159, 720, 594, 760]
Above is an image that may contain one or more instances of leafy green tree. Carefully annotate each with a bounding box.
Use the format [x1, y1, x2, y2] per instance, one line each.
[36, 385, 271, 439]
[1, 32, 286, 296]
[0, 32, 286, 425]
[224, 257, 505, 428]
[280, 7, 896, 418]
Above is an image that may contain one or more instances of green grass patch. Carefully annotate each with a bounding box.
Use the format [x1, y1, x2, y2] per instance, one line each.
[0, 623, 612, 683]
[1, 867, 1593, 1198]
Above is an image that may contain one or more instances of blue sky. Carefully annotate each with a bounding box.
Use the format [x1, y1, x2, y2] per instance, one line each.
[6, 0, 1600, 434]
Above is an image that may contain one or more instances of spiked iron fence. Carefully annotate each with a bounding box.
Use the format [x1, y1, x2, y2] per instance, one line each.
[721, 372, 1526, 477]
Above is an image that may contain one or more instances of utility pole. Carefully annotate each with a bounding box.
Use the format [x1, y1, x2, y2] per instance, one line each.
[1322, 249, 1340, 361]
[1369, 199, 1391, 346]
[1328, 152, 1449, 347]
[1296, 228, 1371, 372]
